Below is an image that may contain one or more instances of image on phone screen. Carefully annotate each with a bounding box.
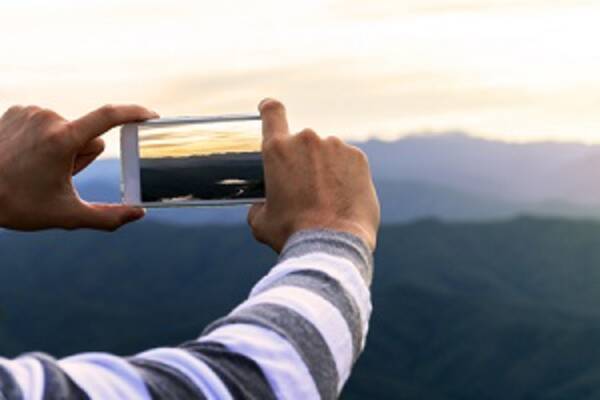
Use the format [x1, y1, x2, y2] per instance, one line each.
[136, 117, 264, 205]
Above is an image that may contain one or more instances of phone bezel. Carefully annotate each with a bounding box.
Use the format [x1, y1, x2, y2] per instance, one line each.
[120, 114, 264, 207]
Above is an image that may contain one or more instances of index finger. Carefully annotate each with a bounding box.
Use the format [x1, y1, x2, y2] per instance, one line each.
[259, 98, 289, 143]
[70, 104, 158, 142]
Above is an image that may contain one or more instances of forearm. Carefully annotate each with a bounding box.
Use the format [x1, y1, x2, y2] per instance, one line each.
[0, 230, 373, 399]
[196, 229, 373, 399]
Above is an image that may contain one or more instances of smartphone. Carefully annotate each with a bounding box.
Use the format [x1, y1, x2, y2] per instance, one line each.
[120, 114, 264, 207]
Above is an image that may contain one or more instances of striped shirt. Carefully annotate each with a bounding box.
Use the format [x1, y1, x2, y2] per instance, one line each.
[0, 229, 373, 400]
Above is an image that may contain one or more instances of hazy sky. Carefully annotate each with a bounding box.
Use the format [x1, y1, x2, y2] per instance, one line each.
[140, 122, 261, 158]
[1, 0, 599, 157]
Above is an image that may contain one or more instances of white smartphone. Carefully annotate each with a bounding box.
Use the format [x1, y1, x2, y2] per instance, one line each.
[120, 114, 264, 207]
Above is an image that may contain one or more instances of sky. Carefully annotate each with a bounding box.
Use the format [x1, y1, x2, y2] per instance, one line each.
[140, 121, 261, 158]
[1, 0, 599, 157]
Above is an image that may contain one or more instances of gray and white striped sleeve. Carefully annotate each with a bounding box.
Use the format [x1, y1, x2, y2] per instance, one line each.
[0, 229, 374, 400]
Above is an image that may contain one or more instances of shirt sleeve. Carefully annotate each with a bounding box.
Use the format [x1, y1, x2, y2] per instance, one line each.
[0, 229, 374, 400]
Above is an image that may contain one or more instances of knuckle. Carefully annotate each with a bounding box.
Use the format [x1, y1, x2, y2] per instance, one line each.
[40, 108, 58, 118]
[260, 99, 285, 114]
[263, 135, 286, 155]
[297, 128, 320, 145]
[23, 106, 43, 120]
[325, 135, 343, 147]
[24, 105, 42, 114]
[351, 146, 369, 164]
[4, 105, 24, 116]
[31, 108, 56, 123]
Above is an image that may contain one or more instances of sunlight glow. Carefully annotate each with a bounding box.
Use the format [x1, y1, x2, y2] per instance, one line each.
[139, 123, 260, 158]
[1, 0, 599, 157]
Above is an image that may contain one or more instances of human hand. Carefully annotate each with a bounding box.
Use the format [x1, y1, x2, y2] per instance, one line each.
[0, 104, 157, 231]
[247, 99, 380, 252]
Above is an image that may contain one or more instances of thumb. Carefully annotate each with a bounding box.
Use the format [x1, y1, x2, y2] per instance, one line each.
[75, 203, 145, 231]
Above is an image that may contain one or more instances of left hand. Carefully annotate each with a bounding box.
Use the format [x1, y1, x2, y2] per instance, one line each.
[0, 104, 157, 231]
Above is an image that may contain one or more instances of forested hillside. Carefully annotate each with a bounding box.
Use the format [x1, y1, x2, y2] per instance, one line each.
[2, 218, 600, 399]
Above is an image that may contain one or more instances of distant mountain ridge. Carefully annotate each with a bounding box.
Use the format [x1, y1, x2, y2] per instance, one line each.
[141, 151, 261, 164]
[74, 133, 600, 224]
[361, 133, 600, 204]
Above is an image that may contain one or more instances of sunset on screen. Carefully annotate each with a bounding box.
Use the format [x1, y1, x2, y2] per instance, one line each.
[139, 125, 260, 159]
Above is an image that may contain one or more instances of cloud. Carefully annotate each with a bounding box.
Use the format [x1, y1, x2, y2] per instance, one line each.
[329, 0, 596, 21]
[145, 59, 541, 137]
[139, 125, 260, 158]
[2, 0, 600, 159]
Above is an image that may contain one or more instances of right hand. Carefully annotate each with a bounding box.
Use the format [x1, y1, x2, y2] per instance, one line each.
[247, 99, 380, 253]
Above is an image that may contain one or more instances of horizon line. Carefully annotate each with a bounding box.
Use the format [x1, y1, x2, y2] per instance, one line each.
[99, 131, 600, 160]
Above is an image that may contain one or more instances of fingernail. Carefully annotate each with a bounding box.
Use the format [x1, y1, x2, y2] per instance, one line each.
[144, 110, 159, 119]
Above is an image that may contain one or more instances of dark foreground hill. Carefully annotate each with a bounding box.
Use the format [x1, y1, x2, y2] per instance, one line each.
[3, 218, 600, 399]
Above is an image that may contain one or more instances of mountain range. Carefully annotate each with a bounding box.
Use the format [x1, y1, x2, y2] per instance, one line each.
[5, 133, 600, 399]
[74, 133, 600, 224]
[3, 218, 600, 399]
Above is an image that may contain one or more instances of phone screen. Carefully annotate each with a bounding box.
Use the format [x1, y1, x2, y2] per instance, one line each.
[137, 117, 264, 205]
